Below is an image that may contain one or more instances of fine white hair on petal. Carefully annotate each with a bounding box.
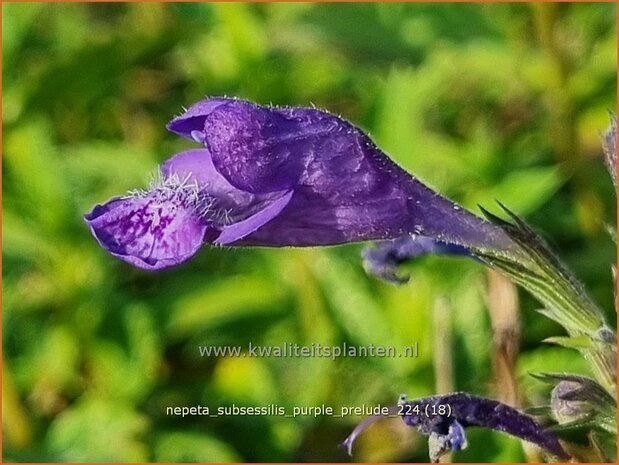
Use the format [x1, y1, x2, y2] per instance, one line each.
[125, 170, 202, 208]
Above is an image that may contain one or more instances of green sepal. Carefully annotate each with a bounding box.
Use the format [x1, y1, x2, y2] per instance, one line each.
[543, 336, 592, 349]
[472, 203, 616, 395]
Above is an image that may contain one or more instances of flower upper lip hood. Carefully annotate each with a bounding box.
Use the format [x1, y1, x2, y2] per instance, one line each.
[167, 98, 231, 145]
[86, 97, 516, 270]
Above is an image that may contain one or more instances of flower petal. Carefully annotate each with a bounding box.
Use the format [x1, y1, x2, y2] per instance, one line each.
[84, 191, 208, 271]
[214, 190, 294, 245]
[161, 148, 214, 186]
[161, 148, 253, 206]
[162, 148, 296, 242]
[427, 421, 468, 463]
[202, 99, 310, 193]
[446, 420, 468, 451]
[166, 98, 230, 142]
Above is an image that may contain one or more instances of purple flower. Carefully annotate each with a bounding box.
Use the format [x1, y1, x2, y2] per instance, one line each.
[86, 97, 514, 270]
[343, 393, 569, 463]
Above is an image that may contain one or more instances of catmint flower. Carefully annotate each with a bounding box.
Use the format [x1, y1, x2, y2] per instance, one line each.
[86, 97, 516, 270]
[343, 393, 569, 463]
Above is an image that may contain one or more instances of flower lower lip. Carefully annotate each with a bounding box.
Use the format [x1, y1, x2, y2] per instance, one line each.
[84, 192, 209, 271]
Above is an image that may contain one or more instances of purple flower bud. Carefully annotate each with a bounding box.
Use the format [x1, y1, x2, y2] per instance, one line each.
[534, 372, 616, 432]
[551, 381, 593, 424]
[86, 97, 515, 270]
[343, 392, 569, 463]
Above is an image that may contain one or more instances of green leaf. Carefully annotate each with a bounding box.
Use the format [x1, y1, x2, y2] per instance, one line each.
[46, 398, 148, 461]
[167, 275, 286, 337]
[467, 166, 566, 215]
[311, 252, 394, 354]
[154, 431, 241, 462]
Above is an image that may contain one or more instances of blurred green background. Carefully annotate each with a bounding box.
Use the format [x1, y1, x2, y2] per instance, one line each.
[2, 2, 616, 462]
